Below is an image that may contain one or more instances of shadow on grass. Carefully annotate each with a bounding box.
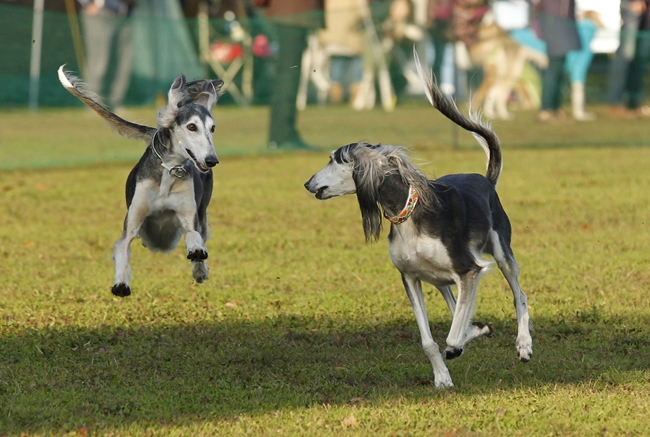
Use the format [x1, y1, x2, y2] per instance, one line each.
[1, 311, 649, 433]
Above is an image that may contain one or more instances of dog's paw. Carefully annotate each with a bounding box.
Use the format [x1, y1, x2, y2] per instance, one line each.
[433, 369, 454, 389]
[517, 335, 533, 362]
[192, 262, 209, 283]
[444, 346, 464, 360]
[466, 322, 494, 341]
[187, 248, 208, 261]
[473, 321, 494, 338]
[111, 283, 131, 297]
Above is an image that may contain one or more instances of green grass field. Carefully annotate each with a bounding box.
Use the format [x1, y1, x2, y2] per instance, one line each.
[1, 104, 649, 436]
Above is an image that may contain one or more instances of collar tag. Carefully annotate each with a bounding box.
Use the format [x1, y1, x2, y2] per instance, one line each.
[169, 165, 187, 178]
[151, 133, 187, 179]
[384, 185, 419, 224]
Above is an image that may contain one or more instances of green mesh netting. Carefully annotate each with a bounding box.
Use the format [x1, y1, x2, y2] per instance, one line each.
[0, 1, 243, 107]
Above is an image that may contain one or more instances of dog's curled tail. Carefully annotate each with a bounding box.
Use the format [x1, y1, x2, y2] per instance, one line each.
[57, 65, 156, 143]
[413, 50, 503, 186]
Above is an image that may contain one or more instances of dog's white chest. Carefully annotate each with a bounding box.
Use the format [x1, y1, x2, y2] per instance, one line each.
[389, 222, 455, 285]
[140, 176, 195, 211]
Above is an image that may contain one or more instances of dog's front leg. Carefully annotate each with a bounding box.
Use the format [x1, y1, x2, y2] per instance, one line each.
[112, 197, 151, 297]
[175, 200, 207, 262]
[402, 274, 453, 388]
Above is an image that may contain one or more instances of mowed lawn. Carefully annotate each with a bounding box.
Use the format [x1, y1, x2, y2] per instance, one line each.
[0, 104, 649, 436]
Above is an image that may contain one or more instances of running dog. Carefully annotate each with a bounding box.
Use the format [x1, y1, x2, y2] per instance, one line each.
[58, 66, 223, 297]
[304, 53, 531, 388]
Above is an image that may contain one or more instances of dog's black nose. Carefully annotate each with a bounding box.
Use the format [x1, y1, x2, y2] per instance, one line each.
[205, 156, 219, 167]
[304, 177, 313, 190]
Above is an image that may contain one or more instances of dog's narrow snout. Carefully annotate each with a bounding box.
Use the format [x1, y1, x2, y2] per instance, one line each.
[205, 156, 219, 167]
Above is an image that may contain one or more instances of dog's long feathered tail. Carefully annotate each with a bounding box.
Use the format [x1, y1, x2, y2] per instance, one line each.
[57, 65, 156, 143]
[413, 50, 503, 186]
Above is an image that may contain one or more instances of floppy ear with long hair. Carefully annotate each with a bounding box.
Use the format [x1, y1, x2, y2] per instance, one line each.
[157, 74, 187, 128]
[155, 127, 172, 151]
[186, 79, 224, 110]
[351, 146, 385, 242]
[385, 147, 436, 209]
[194, 79, 223, 111]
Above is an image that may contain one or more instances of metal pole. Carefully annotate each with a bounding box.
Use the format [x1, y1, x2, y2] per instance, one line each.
[29, 0, 45, 112]
[452, 49, 459, 149]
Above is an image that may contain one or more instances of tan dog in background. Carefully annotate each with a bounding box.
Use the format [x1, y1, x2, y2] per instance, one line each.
[467, 13, 547, 119]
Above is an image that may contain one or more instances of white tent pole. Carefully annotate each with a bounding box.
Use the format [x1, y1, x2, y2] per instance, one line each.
[29, 0, 45, 112]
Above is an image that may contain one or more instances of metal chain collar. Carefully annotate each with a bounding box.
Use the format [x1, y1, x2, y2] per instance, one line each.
[151, 131, 188, 179]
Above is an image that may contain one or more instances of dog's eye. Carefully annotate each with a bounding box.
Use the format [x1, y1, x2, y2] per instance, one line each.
[187, 123, 197, 132]
[210, 125, 215, 133]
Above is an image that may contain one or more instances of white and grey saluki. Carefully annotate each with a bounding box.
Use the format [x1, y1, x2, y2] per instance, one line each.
[58, 66, 223, 297]
[304, 54, 532, 388]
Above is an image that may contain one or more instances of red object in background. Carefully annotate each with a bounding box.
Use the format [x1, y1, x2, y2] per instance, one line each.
[252, 34, 271, 58]
[210, 41, 244, 63]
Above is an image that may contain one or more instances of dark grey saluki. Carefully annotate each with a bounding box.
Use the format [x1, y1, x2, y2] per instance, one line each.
[304, 53, 532, 388]
[58, 66, 223, 297]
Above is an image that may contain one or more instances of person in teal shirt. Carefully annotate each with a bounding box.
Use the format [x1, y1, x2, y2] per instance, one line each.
[565, 11, 598, 120]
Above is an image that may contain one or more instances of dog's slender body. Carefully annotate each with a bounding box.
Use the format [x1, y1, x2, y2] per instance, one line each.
[58, 66, 223, 297]
[304, 53, 531, 388]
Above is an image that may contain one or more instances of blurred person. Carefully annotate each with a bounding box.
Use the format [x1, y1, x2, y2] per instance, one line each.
[533, 0, 581, 122]
[318, 0, 366, 105]
[390, 0, 487, 99]
[382, 0, 426, 99]
[606, 0, 650, 118]
[427, 0, 453, 84]
[450, 0, 490, 95]
[564, 10, 602, 121]
[80, 0, 137, 112]
[452, 0, 489, 49]
[257, 0, 325, 150]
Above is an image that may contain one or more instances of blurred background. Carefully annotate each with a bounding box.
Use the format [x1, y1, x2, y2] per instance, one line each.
[0, 0, 649, 166]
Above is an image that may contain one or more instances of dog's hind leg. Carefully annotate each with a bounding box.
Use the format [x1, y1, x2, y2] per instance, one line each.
[494, 82, 515, 120]
[402, 274, 453, 388]
[112, 193, 151, 297]
[186, 181, 212, 284]
[190, 200, 210, 283]
[489, 230, 532, 362]
[472, 67, 493, 111]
